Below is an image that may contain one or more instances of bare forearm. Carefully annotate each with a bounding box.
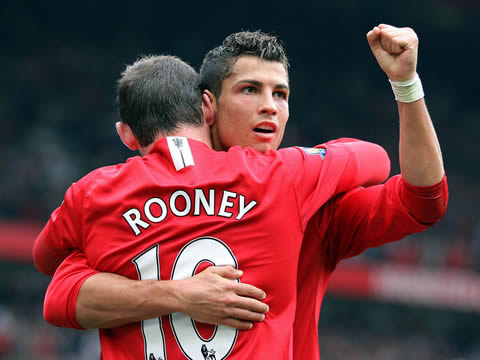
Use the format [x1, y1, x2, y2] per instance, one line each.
[76, 266, 268, 330]
[366, 25, 444, 186]
[398, 99, 444, 186]
[77, 273, 181, 329]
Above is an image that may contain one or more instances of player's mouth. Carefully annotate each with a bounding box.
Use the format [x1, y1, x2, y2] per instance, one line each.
[253, 122, 277, 138]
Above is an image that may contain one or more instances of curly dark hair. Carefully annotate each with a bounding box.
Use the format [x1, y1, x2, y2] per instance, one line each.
[199, 31, 290, 98]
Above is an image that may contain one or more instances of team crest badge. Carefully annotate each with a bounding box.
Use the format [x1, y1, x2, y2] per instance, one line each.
[298, 147, 326, 159]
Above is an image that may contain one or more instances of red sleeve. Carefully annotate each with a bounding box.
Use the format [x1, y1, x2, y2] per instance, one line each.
[279, 139, 390, 228]
[33, 184, 85, 275]
[400, 174, 449, 224]
[43, 251, 98, 329]
[324, 174, 448, 268]
[323, 138, 391, 188]
[33, 220, 71, 276]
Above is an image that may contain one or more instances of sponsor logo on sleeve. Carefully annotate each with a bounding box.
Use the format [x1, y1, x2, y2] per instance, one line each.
[298, 147, 326, 159]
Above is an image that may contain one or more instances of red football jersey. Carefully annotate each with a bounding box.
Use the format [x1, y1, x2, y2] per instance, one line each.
[38, 137, 390, 360]
[292, 175, 448, 360]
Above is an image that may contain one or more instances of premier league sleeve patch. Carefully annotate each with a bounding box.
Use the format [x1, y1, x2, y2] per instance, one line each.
[298, 147, 326, 159]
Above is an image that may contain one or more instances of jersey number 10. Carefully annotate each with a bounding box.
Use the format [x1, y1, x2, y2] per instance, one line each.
[132, 237, 239, 360]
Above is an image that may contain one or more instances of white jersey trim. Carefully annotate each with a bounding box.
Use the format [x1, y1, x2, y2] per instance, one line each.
[167, 136, 195, 171]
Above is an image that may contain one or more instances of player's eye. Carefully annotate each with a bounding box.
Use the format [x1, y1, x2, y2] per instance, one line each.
[274, 90, 288, 100]
[242, 86, 257, 94]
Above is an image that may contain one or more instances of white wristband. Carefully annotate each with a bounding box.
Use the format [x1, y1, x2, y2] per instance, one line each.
[389, 74, 425, 103]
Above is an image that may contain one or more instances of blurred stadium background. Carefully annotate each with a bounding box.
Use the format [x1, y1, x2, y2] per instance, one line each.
[1, 0, 479, 358]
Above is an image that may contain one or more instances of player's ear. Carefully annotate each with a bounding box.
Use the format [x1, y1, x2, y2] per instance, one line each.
[116, 122, 139, 151]
[202, 90, 216, 127]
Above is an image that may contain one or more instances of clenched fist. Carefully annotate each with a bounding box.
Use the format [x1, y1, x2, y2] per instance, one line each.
[367, 24, 419, 82]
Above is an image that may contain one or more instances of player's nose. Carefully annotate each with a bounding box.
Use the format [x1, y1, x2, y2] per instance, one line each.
[258, 93, 278, 116]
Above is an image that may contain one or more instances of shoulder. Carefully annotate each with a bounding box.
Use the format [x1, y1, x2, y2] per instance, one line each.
[323, 137, 364, 145]
[225, 145, 287, 164]
[68, 159, 137, 195]
[322, 138, 385, 153]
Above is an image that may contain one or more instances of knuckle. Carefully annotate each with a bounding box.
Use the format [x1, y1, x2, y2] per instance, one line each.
[224, 294, 236, 305]
[224, 282, 235, 292]
[220, 307, 230, 316]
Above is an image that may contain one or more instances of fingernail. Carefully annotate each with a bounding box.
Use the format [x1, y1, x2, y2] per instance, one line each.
[262, 292, 266, 299]
[237, 270, 243, 276]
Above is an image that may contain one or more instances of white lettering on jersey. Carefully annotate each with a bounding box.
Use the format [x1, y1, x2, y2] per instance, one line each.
[122, 189, 258, 236]
[170, 190, 191, 217]
[194, 189, 215, 216]
[218, 191, 236, 218]
[145, 198, 168, 223]
[167, 136, 194, 171]
[122, 208, 150, 236]
[237, 194, 258, 220]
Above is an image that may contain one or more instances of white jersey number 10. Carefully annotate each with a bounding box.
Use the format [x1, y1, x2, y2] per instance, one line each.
[132, 237, 239, 360]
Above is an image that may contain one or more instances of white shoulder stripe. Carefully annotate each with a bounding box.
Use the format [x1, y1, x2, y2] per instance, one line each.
[167, 136, 195, 171]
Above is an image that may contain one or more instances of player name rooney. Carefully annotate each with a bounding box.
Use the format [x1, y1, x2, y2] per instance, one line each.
[122, 188, 258, 236]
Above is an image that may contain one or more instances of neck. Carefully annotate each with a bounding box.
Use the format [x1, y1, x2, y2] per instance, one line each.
[139, 124, 213, 156]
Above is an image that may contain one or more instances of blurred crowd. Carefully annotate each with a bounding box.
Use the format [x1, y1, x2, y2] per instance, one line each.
[318, 330, 480, 360]
[0, 303, 100, 359]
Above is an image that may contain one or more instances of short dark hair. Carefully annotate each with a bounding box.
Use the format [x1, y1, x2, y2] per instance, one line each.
[199, 31, 290, 98]
[117, 55, 203, 147]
